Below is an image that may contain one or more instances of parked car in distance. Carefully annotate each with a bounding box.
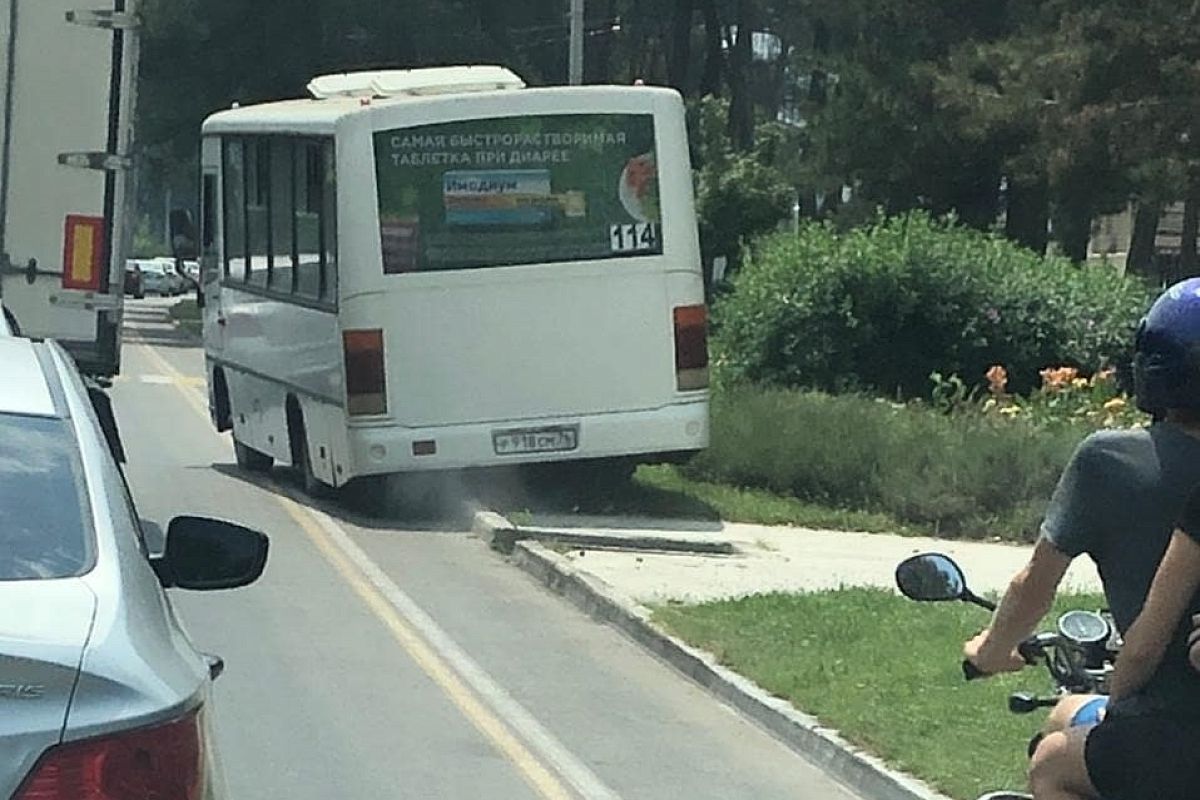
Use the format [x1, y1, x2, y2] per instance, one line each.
[123, 261, 144, 298]
[182, 259, 201, 290]
[153, 257, 189, 294]
[131, 260, 174, 296]
[0, 335, 269, 800]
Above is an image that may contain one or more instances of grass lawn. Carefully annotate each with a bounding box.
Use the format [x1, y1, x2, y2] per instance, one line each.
[488, 464, 924, 536]
[483, 463, 912, 535]
[634, 465, 916, 534]
[653, 588, 1107, 800]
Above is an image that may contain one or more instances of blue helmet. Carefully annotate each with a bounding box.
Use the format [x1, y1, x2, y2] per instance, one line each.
[1134, 278, 1200, 414]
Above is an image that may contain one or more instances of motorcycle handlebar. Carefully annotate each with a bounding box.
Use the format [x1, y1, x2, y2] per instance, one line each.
[1018, 637, 1045, 665]
[961, 635, 1046, 682]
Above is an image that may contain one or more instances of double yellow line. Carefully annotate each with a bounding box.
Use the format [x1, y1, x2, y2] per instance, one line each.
[136, 342, 575, 800]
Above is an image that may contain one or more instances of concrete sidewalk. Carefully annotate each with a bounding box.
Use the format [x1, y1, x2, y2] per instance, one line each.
[484, 513, 1106, 800]
[518, 513, 1103, 605]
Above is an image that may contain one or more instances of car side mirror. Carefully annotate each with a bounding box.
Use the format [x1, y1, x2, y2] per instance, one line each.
[151, 515, 268, 590]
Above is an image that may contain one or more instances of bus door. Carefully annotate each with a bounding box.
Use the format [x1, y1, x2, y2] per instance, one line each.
[198, 136, 226, 358]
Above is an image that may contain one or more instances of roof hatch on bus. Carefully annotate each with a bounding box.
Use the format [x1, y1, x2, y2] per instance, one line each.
[307, 66, 525, 101]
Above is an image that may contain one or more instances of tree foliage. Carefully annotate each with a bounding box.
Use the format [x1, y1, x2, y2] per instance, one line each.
[135, 0, 1200, 270]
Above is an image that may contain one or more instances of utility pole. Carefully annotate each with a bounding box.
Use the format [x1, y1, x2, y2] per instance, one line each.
[569, 0, 585, 85]
[163, 185, 172, 249]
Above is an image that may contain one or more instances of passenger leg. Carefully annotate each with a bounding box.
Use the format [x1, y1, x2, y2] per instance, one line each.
[1028, 728, 1099, 800]
[1044, 695, 1105, 734]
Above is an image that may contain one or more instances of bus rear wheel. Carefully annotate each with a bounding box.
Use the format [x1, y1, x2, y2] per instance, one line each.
[288, 406, 330, 498]
[295, 438, 327, 497]
[527, 457, 637, 503]
[233, 438, 273, 472]
[357, 472, 454, 520]
[565, 458, 637, 494]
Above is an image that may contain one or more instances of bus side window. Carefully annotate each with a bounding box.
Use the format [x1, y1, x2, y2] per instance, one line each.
[321, 140, 337, 304]
[245, 138, 270, 289]
[295, 142, 322, 300]
[269, 138, 295, 293]
[222, 138, 246, 281]
[201, 173, 217, 255]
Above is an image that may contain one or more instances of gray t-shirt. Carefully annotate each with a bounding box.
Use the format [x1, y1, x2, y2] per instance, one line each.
[1042, 422, 1200, 716]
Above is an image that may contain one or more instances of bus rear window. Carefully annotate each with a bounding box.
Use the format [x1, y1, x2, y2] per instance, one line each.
[374, 113, 661, 273]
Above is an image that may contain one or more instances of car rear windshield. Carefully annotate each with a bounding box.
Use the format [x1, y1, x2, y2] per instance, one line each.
[374, 113, 662, 273]
[0, 414, 93, 580]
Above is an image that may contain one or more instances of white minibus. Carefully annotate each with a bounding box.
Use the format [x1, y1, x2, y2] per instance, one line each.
[197, 66, 709, 496]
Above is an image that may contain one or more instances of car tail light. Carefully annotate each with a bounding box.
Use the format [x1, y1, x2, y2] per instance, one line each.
[14, 709, 204, 800]
[673, 305, 709, 391]
[344, 329, 387, 415]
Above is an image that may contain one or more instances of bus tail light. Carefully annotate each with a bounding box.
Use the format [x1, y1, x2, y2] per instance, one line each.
[62, 214, 105, 291]
[14, 709, 204, 800]
[673, 305, 709, 391]
[344, 329, 387, 415]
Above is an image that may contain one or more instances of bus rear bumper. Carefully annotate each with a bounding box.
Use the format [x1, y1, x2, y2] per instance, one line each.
[345, 400, 709, 477]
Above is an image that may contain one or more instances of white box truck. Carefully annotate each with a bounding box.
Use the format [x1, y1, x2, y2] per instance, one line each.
[0, 0, 137, 378]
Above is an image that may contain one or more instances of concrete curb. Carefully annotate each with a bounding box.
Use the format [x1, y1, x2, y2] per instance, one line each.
[471, 510, 736, 556]
[474, 512, 952, 800]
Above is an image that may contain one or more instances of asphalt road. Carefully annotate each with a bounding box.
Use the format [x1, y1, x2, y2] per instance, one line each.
[114, 297, 862, 800]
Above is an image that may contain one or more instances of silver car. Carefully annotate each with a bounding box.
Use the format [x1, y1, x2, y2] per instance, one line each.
[131, 260, 175, 296]
[0, 336, 268, 799]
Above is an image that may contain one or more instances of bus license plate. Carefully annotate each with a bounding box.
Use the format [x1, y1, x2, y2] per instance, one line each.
[493, 425, 580, 456]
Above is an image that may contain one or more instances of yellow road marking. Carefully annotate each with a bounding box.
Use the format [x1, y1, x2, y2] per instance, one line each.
[276, 497, 573, 800]
[134, 342, 575, 800]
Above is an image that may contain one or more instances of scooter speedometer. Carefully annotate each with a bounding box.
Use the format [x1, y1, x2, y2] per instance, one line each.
[1057, 610, 1110, 645]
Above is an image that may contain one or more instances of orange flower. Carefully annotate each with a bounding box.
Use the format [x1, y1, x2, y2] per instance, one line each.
[1040, 366, 1079, 391]
[986, 365, 1008, 395]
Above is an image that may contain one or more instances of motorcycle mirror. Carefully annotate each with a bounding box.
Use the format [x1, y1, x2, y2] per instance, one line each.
[895, 553, 969, 602]
[895, 553, 997, 611]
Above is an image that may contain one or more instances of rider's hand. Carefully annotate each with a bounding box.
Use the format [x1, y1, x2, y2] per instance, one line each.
[963, 629, 1026, 676]
[1189, 614, 1200, 673]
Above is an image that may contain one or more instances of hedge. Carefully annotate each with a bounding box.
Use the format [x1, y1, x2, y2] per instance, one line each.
[712, 212, 1156, 398]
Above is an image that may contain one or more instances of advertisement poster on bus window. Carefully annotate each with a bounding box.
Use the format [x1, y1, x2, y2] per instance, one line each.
[373, 114, 661, 273]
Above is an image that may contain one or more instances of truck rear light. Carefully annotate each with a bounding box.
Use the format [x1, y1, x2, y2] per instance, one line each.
[344, 329, 387, 415]
[14, 709, 204, 800]
[673, 305, 709, 391]
[62, 214, 105, 291]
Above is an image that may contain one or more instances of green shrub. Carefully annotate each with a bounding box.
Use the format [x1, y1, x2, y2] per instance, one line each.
[712, 212, 1155, 398]
[687, 96, 796, 269]
[697, 156, 794, 266]
[685, 385, 1089, 541]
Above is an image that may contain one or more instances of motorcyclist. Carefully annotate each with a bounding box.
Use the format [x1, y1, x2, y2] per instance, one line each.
[962, 278, 1200, 799]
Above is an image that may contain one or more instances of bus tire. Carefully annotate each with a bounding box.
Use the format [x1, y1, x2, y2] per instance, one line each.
[561, 458, 637, 495]
[382, 472, 447, 519]
[288, 402, 329, 498]
[296, 435, 328, 497]
[234, 438, 273, 472]
[212, 369, 232, 432]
